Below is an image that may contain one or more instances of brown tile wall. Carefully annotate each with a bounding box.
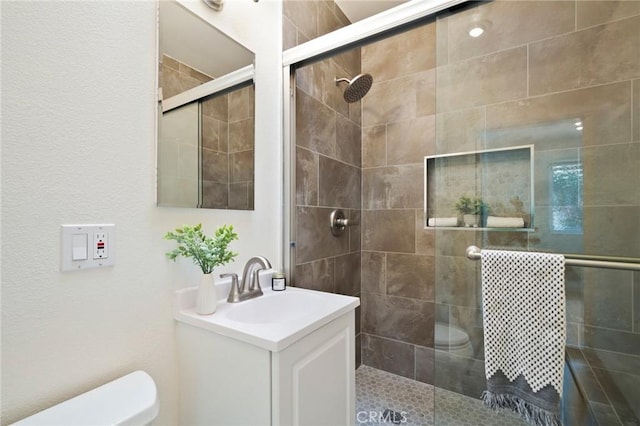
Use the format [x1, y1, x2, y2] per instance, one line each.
[160, 55, 254, 209]
[200, 85, 255, 210]
[290, 1, 639, 414]
[432, 0, 640, 402]
[288, 0, 363, 362]
[360, 23, 438, 382]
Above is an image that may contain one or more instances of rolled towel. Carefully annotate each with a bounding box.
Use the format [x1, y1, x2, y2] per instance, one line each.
[428, 217, 458, 227]
[486, 216, 524, 228]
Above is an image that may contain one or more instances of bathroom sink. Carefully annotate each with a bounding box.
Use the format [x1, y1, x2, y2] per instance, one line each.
[225, 291, 326, 324]
[174, 274, 359, 352]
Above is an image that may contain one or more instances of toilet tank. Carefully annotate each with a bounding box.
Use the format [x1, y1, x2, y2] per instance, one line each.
[11, 371, 159, 426]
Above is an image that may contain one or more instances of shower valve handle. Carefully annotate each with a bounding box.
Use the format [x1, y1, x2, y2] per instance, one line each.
[330, 209, 358, 236]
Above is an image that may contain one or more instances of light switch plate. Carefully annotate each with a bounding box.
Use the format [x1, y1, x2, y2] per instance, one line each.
[61, 224, 115, 271]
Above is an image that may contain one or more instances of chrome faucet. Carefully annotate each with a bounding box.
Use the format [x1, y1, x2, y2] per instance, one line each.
[224, 256, 272, 303]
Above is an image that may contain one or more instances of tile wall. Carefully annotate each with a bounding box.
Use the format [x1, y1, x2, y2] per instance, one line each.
[286, 0, 363, 364]
[288, 1, 639, 422]
[432, 1, 640, 416]
[159, 55, 254, 209]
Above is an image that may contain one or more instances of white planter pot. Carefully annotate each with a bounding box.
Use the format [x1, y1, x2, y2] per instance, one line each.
[463, 214, 481, 227]
[196, 273, 217, 315]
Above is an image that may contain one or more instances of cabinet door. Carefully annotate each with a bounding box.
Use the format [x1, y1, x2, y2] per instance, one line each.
[177, 323, 272, 426]
[273, 312, 355, 426]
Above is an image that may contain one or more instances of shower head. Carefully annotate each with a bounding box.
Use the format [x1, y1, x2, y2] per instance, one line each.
[335, 73, 373, 103]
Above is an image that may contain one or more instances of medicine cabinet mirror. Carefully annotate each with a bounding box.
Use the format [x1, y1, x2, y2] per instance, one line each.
[157, 0, 255, 209]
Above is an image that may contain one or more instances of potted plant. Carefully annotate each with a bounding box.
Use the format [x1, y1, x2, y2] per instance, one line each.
[165, 224, 238, 314]
[454, 196, 487, 227]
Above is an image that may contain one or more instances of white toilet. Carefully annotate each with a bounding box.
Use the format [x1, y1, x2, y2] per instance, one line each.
[11, 370, 159, 426]
[434, 322, 474, 357]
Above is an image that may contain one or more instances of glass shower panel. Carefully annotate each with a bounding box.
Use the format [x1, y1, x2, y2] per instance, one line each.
[433, 1, 639, 425]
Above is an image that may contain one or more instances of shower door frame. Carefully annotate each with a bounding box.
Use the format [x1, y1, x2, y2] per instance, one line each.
[281, 0, 468, 281]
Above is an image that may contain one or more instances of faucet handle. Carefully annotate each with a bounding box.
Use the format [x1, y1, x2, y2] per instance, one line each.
[221, 273, 240, 303]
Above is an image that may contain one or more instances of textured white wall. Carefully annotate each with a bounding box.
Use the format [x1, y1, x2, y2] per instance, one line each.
[1, 1, 282, 424]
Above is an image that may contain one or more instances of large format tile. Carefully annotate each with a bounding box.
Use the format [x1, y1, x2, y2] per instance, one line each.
[529, 16, 640, 96]
[486, 81, 633, 148]
[363, 165, 423, 209]
[230, 150, 253, 183]
[296, 147, 318, 206]
[416, 69, 436, 117]
[361, 251, 386, 295]
[336, 114, 361, 167]
[335, 252, 361, 297]
[201, 149, 228, 182]
[362, 23, 436, 83]
[228, 118, 253, 153]
[362, 210, 416, 253]
[296, 206, 349, 263]
[362, 75, 417, 127]
[361, 334, 416, 380]
[435, 255, 480, 308]
[318, 155, 361, 209]
[634, 80, 640, 142]
[592, 367, 640, 425]
[582, 324, 640, 355]
[583, 206, 640, 257]
[435, 107, 485, 154]
[583, 267, 633, 332]
[582, 347, 640, 377]
[294, 258, 335, 293]
[447, 1, 574, 63]
[415, 346, 435, 384]
[436, 46, 527, 113]
[434, 350, 487, 399]
[386, 253, 435, 301]
[386, 115, 435, 165]
[635, 271, 640, 332]
[228, 86, 253, 122]
[362, 125, 386, 168]
[362, 292, 434, 347]
[415, 211, 435, 256]
[577, 0, 640, 30]
[283, 0, 318, 41]
[317, 0, 343, 38]
[296, 89, 336, 157]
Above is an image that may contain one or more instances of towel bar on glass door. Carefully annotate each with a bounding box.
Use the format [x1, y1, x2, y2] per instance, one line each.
[465, 245, 640, 271]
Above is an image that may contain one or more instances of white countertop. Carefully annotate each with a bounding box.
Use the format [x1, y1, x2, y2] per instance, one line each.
[174, 277, 360, 352]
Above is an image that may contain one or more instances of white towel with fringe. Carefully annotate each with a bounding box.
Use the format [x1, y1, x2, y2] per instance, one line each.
[480, 250, 566, 426]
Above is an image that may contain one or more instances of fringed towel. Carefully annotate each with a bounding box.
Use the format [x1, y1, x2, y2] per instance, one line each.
[480, 250, 566, 426]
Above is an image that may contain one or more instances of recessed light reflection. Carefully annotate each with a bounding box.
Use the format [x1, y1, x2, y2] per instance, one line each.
[574, 121, 582, 127]
[576, 126, 583, 131]
[468, 26, 485, 38]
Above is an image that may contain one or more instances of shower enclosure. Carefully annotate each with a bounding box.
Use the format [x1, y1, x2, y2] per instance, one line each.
[284, 0, 639, 424]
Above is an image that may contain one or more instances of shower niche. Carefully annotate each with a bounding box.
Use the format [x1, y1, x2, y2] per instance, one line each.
[424, 145, 534, 230]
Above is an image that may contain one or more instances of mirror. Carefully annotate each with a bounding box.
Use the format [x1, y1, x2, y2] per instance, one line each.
[157, 0, 255, 209]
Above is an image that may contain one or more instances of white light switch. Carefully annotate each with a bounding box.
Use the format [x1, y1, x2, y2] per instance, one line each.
[61, 224, 115, 271]
[72, 233, 88, 260]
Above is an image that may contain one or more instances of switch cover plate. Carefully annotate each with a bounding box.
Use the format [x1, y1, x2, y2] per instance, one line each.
[61, 224, 115, 271]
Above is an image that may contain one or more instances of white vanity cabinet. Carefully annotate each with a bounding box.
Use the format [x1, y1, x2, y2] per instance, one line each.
[175, 286, 358, 426]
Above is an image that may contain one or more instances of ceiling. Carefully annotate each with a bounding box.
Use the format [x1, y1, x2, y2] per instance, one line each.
[159, 1, 253, 79]
[334, 0, 409, 23]
[159, 0, 409, 79]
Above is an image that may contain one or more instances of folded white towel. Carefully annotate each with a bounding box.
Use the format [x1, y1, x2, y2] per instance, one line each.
[486, 216, 524, 228]
[428, 217, 458, 227]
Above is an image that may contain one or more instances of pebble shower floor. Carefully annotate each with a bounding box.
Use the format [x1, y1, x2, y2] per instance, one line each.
[355, 365, 528, 426]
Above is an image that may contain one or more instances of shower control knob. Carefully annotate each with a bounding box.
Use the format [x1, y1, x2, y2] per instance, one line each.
[329, 209, 359, 236]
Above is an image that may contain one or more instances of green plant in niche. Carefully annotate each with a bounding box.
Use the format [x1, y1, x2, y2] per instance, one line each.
[454, 195, 487, 215]
[164, 224, 238, 274]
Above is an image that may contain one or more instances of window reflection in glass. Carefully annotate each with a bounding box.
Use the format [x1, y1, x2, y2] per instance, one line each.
[550, 161, 583, 234]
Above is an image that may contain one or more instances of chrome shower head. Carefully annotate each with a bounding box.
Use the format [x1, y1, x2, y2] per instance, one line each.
[335, 73, 373, 103]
